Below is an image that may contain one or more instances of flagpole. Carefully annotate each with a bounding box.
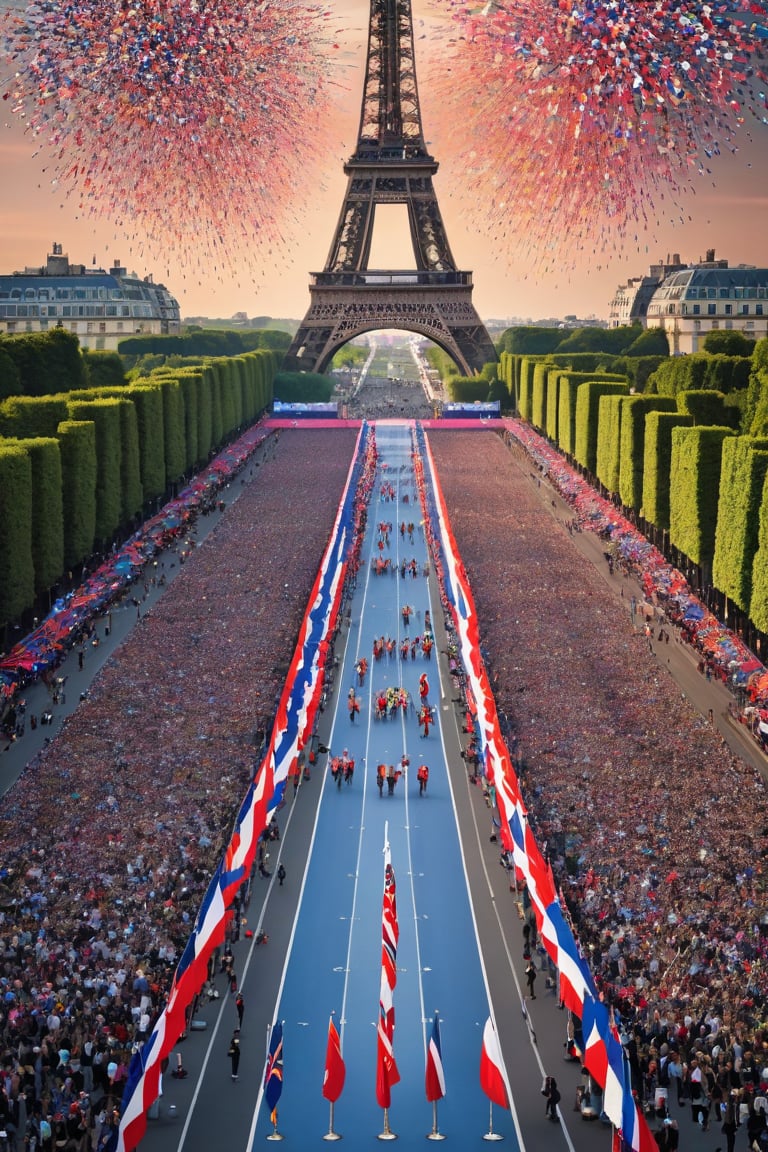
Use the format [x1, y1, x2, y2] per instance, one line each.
[378, 1106, 397, 1141]
[266, 1111, 284, 1142]
[427, 1099, 445, 1141]
[323, 1101, 341, 1141]
[483, 1101, 503, 1142]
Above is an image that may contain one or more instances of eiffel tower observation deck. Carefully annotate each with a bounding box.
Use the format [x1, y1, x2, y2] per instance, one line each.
[283, 0, 497, 377]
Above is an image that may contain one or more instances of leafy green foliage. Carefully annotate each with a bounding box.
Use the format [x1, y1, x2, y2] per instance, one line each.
[0, 329, 86, 397]
[81, 349, 127, 389]
[749, 468, 768, 632]
[677, 389, 739, 428]
[703, 330, 756, 357]
[669, 426, 736, 571]
[117, 328, 289, 362]
[57, 420, 97, 569]
[622, 328, 670, 357]
[0, 443, 34, 626]
[1, 437, 64, 595]
[444, 376, 489, 402]
[0, 345, 21, 400]
[496, 327, 564, 355]
[123, 385, 165, 501]
[618, 396, 676, 511]
[531, 361, 551, 431]
[712, 437, 768, 612]
[650, 354, 752, 398]
[555, 370, 627, 456]
[0, 396, 69, 439]
[273, 372, 334, 403]
[555, 325, 641, 354]
[642, 412, 693, 529]
[66, 399, 123, 542]
[595, 395, 624, 494]
[574, 381, 629, 473]
[331, 345, 367, 370]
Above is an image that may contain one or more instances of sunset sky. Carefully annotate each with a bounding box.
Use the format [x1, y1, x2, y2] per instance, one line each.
[2, 0, 768, 325]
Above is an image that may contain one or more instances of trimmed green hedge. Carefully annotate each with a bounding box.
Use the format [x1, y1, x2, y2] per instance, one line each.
[749, 468, 768, 632]
[530, 362, 550, 432]
[677, 389, 739, 428]
[669, 426, 736, 571]
[574, 381, 629, 474]
[712, 437, 768, 613]
[57, 420, 97, 570]
[642, 412, 694, 529]
[618, 396, 677, 511]
[66, 399, 123, 543]
[0, 396, 70, 439]
[3, 437, 64, 596]
[123, 385, 166, 502]
[0, 443, 34, 626]
[595, 394, 624, 494]
[0, 329, 86, 397]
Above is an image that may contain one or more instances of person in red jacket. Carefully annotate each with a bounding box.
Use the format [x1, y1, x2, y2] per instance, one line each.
[417, 763, 429, 796]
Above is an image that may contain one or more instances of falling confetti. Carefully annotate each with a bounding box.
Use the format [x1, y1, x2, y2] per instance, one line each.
[425, 0, 768, 269]
[0, 0, 344, 274]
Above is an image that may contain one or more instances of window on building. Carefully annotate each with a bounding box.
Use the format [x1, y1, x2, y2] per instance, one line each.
[708, 303, 716, 316]
[742, 304, 750, 315]
[711, 320, 720, 329]
[692, 304, 700, 315]
[757, 305, 764, 316]
[725, 304, 733, 315]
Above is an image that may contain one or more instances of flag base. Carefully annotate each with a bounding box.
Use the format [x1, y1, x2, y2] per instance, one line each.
[322, 1134, 342, 1142]
[378, 1106, 397, 1140]
[427, 1133, 446, 1141]
[266, 1135, 285, 1142]
[482, 1134, 503, 1142]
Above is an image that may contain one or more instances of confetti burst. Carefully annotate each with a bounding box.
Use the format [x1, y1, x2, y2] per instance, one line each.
[1, 0, 344, 272]
[426, 0, 768, 269]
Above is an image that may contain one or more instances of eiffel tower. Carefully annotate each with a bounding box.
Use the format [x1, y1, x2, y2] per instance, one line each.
[283, 0, 497, 376]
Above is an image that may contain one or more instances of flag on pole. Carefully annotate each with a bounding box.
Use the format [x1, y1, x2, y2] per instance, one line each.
[322, 1015, 346, 1103]
[376, 846, 400, 1108]
[425, 1012, 446, 1103]
[479, 1017, 508, 1109]
[264, 1021, 284, 1124]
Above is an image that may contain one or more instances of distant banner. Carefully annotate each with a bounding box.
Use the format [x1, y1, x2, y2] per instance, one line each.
[441, 402, 499, 419]
[273, 401, 338, 418]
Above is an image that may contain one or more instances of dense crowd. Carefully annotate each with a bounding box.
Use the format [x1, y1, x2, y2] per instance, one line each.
[0, 429, 358, 1147]
[429, 429, 768, 1128]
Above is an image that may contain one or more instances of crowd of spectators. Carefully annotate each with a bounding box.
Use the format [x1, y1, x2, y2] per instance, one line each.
[429, 429, 768, 1131]
[0, 428, 357, 1147]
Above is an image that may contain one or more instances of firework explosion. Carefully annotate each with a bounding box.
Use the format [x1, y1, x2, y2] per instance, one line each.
[427, 0, 768, 268]
[1, 0, 342, 273]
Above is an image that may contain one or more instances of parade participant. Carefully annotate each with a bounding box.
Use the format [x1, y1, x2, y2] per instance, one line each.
[228, 1030, 241, 1081]
[417, 763, 429, 795]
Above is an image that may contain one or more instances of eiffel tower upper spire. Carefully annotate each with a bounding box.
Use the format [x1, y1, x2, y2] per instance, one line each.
[282, 0, 497, 377]
[356, 0, 428, 158]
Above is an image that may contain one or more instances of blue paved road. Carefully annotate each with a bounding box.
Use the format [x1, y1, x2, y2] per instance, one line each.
[247, 424, 523, 1147]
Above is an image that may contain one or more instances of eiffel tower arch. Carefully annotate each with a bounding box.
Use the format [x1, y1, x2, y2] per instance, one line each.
[283, 0, 497, 377]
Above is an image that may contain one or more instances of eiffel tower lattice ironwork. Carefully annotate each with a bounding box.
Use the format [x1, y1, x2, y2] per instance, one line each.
[283, 0, 497, 376]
